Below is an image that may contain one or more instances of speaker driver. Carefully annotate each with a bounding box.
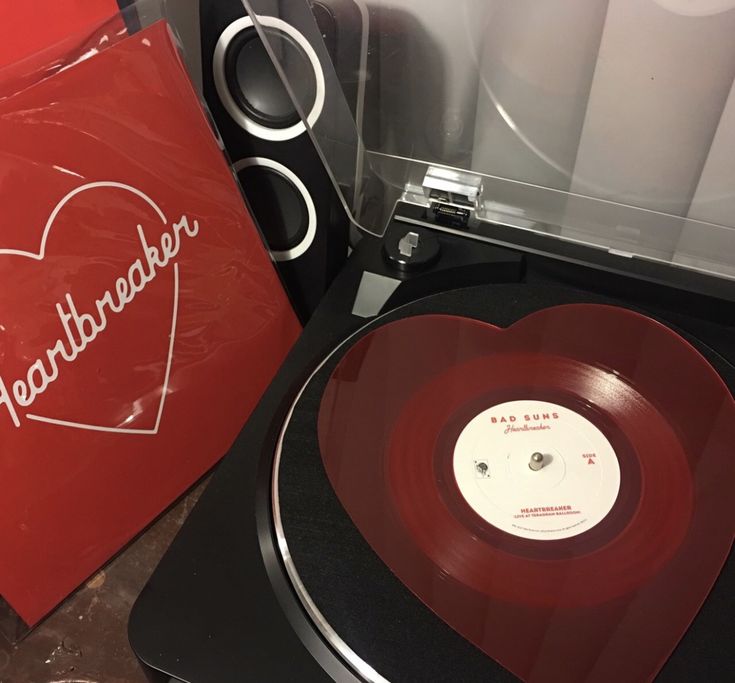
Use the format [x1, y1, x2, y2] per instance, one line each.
[213, 16, 325, 142]
[234, 157, 317, 261]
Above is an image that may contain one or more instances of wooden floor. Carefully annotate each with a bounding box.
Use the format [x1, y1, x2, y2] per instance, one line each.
[0, 481, 207, 683]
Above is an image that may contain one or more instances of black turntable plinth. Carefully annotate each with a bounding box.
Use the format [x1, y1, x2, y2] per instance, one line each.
[129, 221, 734, 683]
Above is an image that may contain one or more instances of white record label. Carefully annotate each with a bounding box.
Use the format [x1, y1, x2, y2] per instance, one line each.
[453, 400, 620, 541]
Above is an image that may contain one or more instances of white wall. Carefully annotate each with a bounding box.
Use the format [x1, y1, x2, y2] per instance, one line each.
[674, 77, 735, 274]
[471, 0, 609, 190]
[570, 0, 735, 217]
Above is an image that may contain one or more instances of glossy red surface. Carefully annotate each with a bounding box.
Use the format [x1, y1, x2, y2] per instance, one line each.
[318, 306, 735, 682]
[0, 1, 122, 69]
[0, 20, 301, 624]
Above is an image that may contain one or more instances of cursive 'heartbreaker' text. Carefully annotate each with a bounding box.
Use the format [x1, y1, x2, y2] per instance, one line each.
[0, 216, 199, 427]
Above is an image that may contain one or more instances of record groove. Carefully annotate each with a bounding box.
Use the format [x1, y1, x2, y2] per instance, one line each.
[276, 283, 735, 683]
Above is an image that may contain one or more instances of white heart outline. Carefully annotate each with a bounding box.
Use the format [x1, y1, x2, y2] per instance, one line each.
[1, 181, 179, 435]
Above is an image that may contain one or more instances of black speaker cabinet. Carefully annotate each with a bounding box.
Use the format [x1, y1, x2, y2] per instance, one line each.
[200, 0, 360, 321]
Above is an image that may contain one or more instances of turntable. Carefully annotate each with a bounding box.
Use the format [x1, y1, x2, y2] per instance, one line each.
[129, 1, 735, 681]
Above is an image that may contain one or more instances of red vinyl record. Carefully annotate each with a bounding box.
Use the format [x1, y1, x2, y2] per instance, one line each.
[318, 305, 735, 682]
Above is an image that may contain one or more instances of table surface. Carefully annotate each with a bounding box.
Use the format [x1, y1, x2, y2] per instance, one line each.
[0, 480, 207, 683]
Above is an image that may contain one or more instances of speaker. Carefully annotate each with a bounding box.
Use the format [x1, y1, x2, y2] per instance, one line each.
[200, 0, 360, 321]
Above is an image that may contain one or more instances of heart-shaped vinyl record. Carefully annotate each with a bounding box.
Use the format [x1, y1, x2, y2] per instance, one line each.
[317, 305, 735, 682]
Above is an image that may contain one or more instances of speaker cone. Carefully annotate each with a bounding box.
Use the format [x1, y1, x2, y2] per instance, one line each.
[213, 16, 325, 142]
[234, 157, 317, 261]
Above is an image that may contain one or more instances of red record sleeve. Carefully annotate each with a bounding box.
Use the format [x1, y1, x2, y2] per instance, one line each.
[0, 1, 124, 69]
[0, 19, 301, 624]
[318, 306, 735, 682]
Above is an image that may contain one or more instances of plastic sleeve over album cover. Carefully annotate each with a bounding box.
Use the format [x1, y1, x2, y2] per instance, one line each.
[0, 0, 301, 626]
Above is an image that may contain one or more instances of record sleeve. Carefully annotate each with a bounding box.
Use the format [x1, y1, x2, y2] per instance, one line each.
[0, 18, 300, 625]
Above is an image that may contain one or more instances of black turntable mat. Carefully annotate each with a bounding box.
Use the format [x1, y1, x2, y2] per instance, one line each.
[276, 283, 735, 682]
